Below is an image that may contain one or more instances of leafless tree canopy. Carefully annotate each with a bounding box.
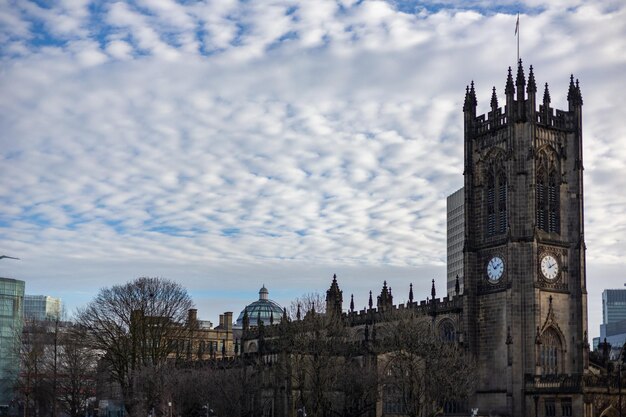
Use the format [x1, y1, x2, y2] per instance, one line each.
[76, 277, 193, 417]
[288, 292, 326, 320]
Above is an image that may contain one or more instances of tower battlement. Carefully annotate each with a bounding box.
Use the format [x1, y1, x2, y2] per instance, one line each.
[465, 62, 582, 138]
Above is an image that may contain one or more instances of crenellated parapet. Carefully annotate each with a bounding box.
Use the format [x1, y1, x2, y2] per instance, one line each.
[466, 61, 582, 142]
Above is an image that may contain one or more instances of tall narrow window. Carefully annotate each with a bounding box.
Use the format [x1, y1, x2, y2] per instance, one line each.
[498, 172, 507, 234]
[548, 170, 560, 233]
[541, 328, 561, 375]
[486, 174, 495, 236]
[536, 170, 546, 231]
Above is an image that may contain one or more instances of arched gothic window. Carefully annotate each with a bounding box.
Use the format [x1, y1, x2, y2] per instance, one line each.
[485, 163, 506, 237]
[536, 150, 560, 234]
[540, 328, 562, 375]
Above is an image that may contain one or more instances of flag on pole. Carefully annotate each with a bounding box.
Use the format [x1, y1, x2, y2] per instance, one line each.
[515, 13, 519, 35]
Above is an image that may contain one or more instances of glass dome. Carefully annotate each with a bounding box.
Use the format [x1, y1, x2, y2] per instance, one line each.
[235, 285, 284, 327]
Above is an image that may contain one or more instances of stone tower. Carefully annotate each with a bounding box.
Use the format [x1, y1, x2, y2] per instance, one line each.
[326, 274, 343, 317]
[462, 61, 588, 416]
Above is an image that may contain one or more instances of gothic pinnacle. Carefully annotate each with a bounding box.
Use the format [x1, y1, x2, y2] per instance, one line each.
[431, 279, 436, 299]
[516, 59, 525, 87]
[527, 65, 536, 93]
[567, 74, 576, 101]
[368, 290, 373, 309]
[505, 66, 515, 95]
[350, 294, 354, 312]
[543, 82, 551, 105]
[408, 283, 414, 304]
[469, 80, 477, 106]
[490, 86, 498, 109]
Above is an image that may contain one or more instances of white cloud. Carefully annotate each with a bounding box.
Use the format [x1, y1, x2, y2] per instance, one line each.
[0, 0, 624, 339]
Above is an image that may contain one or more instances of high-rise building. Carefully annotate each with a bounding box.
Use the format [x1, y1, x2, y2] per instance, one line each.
[446, 187, 464, 296]
[0, 277, 25, 408]
[602, 289, 626, 325]
[23, 295, 63, 322]
[598, 289, 626, 348]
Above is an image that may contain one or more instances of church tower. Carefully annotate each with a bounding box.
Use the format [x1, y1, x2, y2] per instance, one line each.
[462, 62, 588, 415]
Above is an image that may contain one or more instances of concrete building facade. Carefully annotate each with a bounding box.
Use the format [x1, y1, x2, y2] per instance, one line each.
[446, 187, 464, 296]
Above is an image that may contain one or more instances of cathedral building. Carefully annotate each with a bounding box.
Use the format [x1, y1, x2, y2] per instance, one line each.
[238, 63, 624, 417]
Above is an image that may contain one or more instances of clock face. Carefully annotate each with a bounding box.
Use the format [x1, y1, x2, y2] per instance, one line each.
[486, 256, 505, 282]
[541, 254, 559, 280]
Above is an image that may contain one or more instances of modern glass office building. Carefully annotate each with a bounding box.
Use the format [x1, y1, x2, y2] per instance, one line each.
[24, 295, 62, 322]
[0, 277, 25, 408]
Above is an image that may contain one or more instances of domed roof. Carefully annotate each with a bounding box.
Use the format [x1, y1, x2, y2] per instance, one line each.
[235, 285, 284, 327]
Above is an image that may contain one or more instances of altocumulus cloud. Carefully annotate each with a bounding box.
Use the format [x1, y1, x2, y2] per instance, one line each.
[0, 0, 625, 338]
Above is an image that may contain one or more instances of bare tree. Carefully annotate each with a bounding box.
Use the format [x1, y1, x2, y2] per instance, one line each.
[380, 314, 475, 417]
[288, 292, 325, 320]
[57, 326, 98, 417]
[76, 277, 193, 417]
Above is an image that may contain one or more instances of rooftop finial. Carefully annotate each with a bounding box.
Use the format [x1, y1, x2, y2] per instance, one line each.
[431, 279, 436, 299]
[515, 59, 525, 87]
[350, 294, 354, 312]
[505, 66, 515, 95]
[490, 86, 498, 109]
[408, 283, 414, 304]
[527, 65, 536, 93]
[368, 290, 373, 309]
[543, 82, 551, 105]
[576, 78, 583, 105]
[567, 74, 576, 101]
[469, 81, 477, 106]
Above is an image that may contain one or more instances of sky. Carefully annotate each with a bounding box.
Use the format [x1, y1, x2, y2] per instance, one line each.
[0, 0, 625, 339]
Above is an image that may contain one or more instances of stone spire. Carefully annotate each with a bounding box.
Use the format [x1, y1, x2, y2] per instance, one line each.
[527, 65, 537, 94]
[431, 279, 436, 299]
[408, 283, 414, 305]
[350, 294, 354, 312]
[490, 86, 498, 110]
[325, 273, 343, 317]
[515, 59, 525, 89]
[543, 82, 551, 106]
[505, 66, 515, 96]
[368, 290, 373, 309]
[463, 81, 477, 113]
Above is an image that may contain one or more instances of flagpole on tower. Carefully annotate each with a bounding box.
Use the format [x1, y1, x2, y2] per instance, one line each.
[515, 12, 520, 63]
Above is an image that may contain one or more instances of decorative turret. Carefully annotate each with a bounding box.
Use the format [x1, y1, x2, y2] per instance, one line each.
[527, 65, 537, 119]
[516, 60, 526, 120]
[325, 273, 343, 317]
[567, 74, 583, 108]
[505, 66, 515, 119]
[490, 86, 498, 111]
[377, 281, 393, 312]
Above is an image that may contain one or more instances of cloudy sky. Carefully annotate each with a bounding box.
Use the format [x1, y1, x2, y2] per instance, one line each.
[1, 0, 625, 338]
